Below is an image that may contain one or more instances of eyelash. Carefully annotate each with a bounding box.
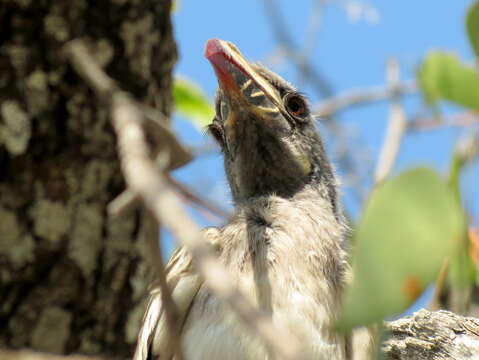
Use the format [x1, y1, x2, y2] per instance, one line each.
[207, 122, 225, 148]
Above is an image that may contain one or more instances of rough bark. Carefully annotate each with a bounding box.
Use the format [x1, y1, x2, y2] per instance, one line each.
[0, 0, 177, 357]
[383, 309, 479, 360]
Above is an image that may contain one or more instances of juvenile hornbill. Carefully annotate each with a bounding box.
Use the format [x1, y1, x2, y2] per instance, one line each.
[134, 39, 349, 360]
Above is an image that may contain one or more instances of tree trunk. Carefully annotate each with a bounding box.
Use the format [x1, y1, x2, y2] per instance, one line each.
[0, 0, 177, 357]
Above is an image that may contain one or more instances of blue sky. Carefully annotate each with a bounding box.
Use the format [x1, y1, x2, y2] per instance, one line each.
[163, 1, 479, 267]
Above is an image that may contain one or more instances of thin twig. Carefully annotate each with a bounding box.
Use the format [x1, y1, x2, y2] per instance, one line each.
[301, 0, 326, 59]
[108, 150, 172, 216]
[315, 80, 417, 118]
[296, 0, 326, 85]
[108, 175, 231, 221]
[65, 39, 305, 360]
[107, 189, 139, 216]
[261, 0, 334, 98]
[408, 112, 479, 132]
[144, 213, 184, 360]
[166, 174, 231, 220]
[374, 58, 407, 185]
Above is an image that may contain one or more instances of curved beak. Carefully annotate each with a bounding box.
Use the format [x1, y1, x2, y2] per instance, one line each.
[204, 39, 284, 125]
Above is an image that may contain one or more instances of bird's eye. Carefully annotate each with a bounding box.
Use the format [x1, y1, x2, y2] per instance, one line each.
[284, 93, 308, 120]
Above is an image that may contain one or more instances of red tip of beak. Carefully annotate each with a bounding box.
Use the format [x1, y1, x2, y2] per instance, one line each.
[204, 38, 225, 60]
[205, 39, 238, 92]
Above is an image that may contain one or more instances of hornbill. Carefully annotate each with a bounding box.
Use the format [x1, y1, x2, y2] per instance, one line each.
[134, 39, 349, 360]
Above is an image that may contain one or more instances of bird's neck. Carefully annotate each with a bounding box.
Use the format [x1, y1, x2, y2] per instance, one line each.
[237, 180, 342, 222]
[235, 182, 344, 233]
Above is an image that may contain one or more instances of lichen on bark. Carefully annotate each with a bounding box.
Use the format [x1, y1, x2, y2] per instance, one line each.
[0, 206, 34, 268]
[29, 199, 71, 243]
[0, 0, 177, 356]
[31, 307, 73, 353]
[0, 100, 31, 155]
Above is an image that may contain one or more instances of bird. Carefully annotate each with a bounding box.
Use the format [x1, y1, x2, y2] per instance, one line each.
[133, 39, 350, 360]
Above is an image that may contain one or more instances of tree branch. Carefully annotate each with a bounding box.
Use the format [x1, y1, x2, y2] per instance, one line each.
[166, 174, 231, 220]
[383, 309, 479, 360]
[315, 80, 417, 118]
[261, 0, 334, 98]
[374, 59, 407, 184]
[407, 112, 479, 132]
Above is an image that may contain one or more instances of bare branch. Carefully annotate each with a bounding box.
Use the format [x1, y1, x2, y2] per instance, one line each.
[301, 0, 326, 58]
[108, 149, 183, 217]
[315, 80, 417, 118]
[301, 0, 327, 58]
[166, 175, 232, 220]
[296, 0, 327, 85]
[108, 175, 230, 221]
[408, 112, 479, 132]
[374, 59, 407, 185]
[107, 189, 139, 216]
[261, 0, 334, 98]
[64, 39, 305, 360]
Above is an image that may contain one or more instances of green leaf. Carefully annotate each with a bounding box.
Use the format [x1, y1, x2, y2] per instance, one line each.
[466, 0, 479, 60]
[173, 77, 214, 127]
[337, 168, 465, 330]
[418, 52, 479, 111]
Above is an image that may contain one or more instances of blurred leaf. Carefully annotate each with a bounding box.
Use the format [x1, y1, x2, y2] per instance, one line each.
[173, 77, 214, 127]
[418, 52, 479, 111]
[466, 0, 479, 59]
[337, 168, 465, 330]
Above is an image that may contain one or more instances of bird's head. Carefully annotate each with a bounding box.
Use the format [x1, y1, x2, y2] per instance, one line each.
[205, 39, 337, 211]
